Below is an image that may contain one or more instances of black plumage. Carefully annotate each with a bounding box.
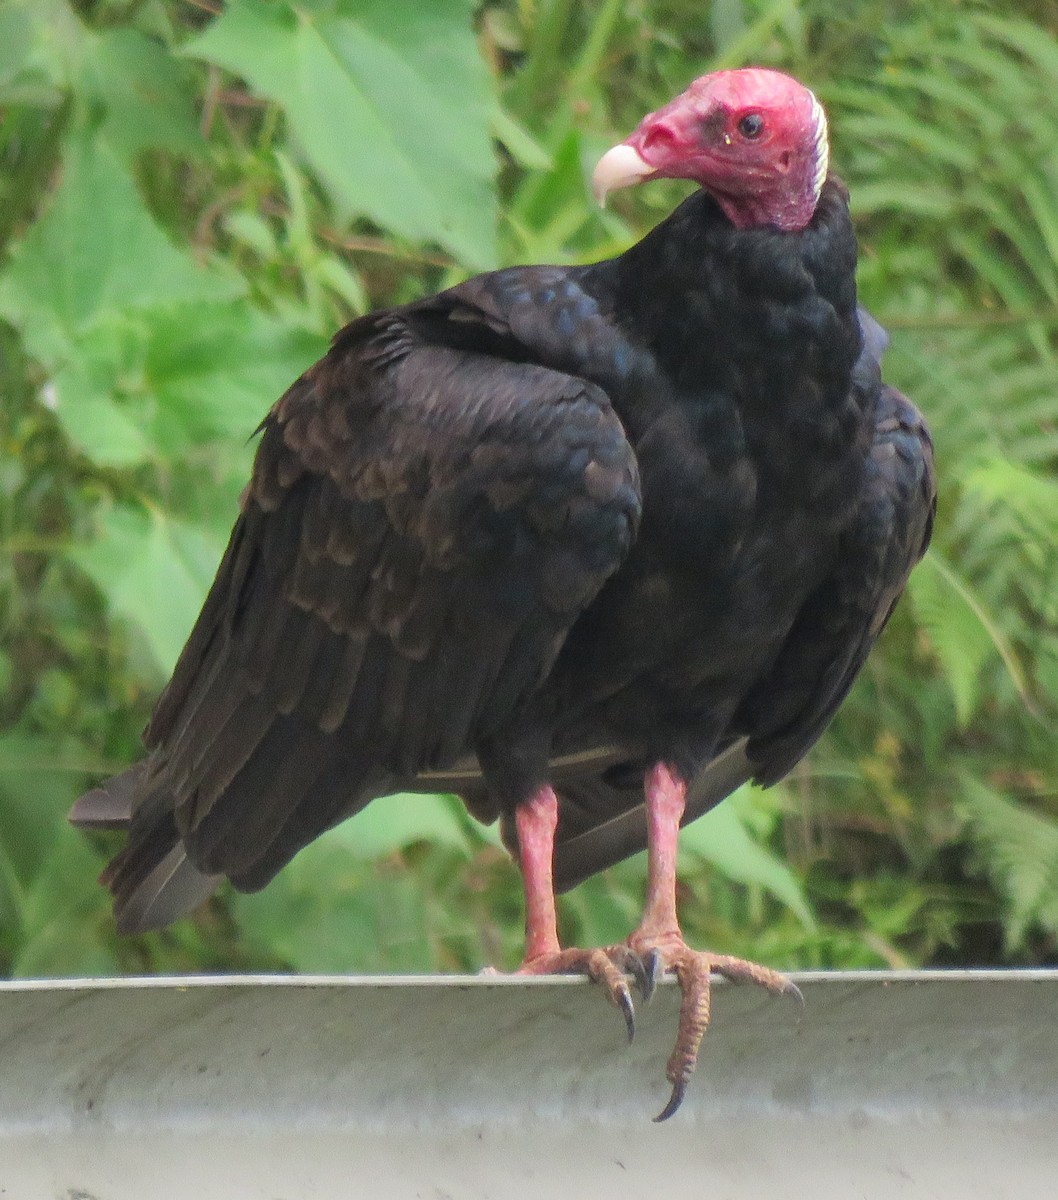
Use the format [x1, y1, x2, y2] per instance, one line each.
[74, 173, 932, 922]
[71, 68, 934, 1115]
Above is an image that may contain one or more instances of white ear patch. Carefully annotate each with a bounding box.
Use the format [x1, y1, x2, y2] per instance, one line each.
[808, 89, 829, 203]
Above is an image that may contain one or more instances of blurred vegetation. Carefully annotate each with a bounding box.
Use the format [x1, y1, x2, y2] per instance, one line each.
[1, 0, 1057, 979]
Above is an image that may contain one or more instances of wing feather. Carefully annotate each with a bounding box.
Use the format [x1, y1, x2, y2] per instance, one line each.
[549, 384, 934, 888]
[741, 384, 935, 783]
[109, 315, 640, 904]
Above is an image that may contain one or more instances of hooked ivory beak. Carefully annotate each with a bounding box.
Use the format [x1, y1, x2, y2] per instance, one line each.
[591, 143, 654, 206]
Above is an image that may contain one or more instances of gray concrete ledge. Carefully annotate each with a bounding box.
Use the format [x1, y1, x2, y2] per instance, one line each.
[2, 970, 1057, 1198]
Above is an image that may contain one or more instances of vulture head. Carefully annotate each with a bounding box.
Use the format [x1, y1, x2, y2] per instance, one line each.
[592, 68, 829, 232]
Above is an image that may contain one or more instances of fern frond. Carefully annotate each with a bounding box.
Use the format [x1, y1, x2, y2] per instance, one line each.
[959, 776, 1058, 949]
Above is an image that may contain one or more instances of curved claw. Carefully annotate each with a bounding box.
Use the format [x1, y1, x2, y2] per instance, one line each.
[620, 946, 652, 1003]
[781, 977, 806, 1024]
[641, 947, 664, 1003]
[517, 945, 646, 1043]
[654, 1076, 687, 1123]
[647, 949, 797, 1122]
[617, 983, 636, 1043]
[783, 978, 805, 1008]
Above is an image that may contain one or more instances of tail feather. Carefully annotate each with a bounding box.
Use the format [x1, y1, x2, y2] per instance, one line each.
[113, 844, 222, 936]
[68, 762, 144, 830]
[70, 763, 222, 933]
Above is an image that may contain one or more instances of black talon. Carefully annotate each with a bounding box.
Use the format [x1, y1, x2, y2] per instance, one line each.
[618, 985, 636, 1043]
[641, 948, 663, 1003]
[624, 948, 652, 1001]
[654, 1076, 687, 1123]
[783, 978, 805, 1021]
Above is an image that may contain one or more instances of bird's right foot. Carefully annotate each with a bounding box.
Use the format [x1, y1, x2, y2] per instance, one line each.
[516, 944, 655, 1041]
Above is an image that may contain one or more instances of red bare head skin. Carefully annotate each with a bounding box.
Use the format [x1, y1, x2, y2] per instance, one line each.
[592, 68, 829, 232]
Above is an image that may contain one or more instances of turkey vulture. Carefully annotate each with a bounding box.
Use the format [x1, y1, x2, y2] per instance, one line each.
[71, 68, 935, 1118]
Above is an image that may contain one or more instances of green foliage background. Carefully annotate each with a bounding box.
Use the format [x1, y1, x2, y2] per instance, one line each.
[2, 0, 1057, 978]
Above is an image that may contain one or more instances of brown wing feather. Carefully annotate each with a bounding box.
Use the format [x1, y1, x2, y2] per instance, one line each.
[94, 312, 640, 919]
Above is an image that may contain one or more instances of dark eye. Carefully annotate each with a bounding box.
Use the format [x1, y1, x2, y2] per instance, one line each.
[737, 113, 764, 139]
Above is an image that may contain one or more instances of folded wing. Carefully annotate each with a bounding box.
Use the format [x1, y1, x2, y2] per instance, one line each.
[552, 383, 935, 891]
[74, 308, 641, 930]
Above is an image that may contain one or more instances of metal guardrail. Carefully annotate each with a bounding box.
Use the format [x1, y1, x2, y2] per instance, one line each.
[2, 970, 1057, 1198]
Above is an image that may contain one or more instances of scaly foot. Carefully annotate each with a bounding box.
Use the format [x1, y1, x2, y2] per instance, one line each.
[517, 944, 654, 1041]
[627, 928, 802, 1121]
[510, 786, 653, 1041]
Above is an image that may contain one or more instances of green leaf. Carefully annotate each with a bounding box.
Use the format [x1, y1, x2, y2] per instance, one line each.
[490, 102, 552, 171]
[0, 132, 240, 364]
[68, 504, 227, 675]
[183, 0, 498, 268]
[235, 858, 434, 974]
[709, 0, 748, 54]
[35, 296, 323, 472]
[222, 210, 279, 259]
[11, 826, 120, 978]
[677, 788, 817, 930]
[561, 861, 646, 950]
[48, 317, 152, 466]
[907, 552, 1030, 726]
[0, 732, 85, 891]
[50, 367, 152, 467]
[0, 0, 73, 105]
[959, 777, 1058, 948]
[322, 792, 473, 860]
[964, 459, 1058, 560]
[77, 27, 203, 161]
[143, 301, 326, 453]
[710, 0, 804, 70]
[232, 793, 474, 971]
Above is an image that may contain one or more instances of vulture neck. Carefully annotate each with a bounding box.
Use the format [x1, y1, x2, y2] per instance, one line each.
[587, 177, 866, 500]
[603, 177, 861, 409]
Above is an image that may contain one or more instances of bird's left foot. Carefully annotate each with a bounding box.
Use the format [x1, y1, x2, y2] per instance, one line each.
[626, 929, 802, 1121]
[516, 944, 655, 1042]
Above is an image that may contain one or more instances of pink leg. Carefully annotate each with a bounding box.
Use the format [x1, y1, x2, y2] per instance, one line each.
[512, 785, 641, 1039]
[634, 762, 687, 949]
[507, 774, 797, 1123]
[515, 785, 561, 961]
[627, 761, 801, 1122]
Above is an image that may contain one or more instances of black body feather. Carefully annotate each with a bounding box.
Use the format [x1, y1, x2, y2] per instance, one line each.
[70, 180, 935, 932]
